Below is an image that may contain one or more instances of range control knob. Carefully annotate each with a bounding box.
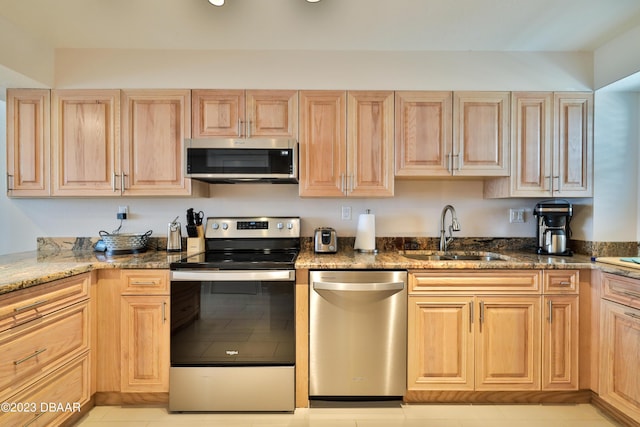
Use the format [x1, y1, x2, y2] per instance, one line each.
[211, 223, 219, 230]
[287, 222, 294, 230]
[277, 222, 284, 230]
[222, 223, 229, 230]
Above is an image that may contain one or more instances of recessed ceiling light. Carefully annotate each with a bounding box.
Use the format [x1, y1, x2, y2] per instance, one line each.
[307, 0, 321, 2]
[208, 0, 224, 6]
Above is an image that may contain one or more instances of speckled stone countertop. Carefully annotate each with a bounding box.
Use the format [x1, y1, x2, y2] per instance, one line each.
[2, 247, 640, 297]
[0, 250, 182, 296]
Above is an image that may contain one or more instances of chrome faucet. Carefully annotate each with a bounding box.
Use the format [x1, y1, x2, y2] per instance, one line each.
[439, 205, 461, 252]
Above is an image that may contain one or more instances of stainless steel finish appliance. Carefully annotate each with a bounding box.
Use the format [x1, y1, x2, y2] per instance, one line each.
[185, 138, 298, 183]
[309, 270, 407, 398]
[534, 200, 573, 256]
[169, 217, 300, 412]
[314, 227, 337, 253]
[167, 217, 182, 252]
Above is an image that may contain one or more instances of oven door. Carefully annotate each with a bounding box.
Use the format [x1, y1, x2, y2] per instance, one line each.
[169, 269, 296, 412]
[170, 269, 296, 366]
[185, 138, 298, 183]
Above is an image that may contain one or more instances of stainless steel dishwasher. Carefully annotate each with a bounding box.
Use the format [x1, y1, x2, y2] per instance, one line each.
[309, 270, 407, 398]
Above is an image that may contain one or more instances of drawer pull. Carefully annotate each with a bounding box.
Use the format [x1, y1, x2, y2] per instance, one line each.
[558, 281, 572, 286]
[14, 299, 48, 313]
[130, 281, 158, 286]
[625, 311, 640, 320]
[23, 411, 45, 427]
[14, 348, 47, 365]
[619, 290, 640, 299]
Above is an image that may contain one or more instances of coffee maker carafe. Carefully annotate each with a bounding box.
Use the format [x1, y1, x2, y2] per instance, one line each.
[533, 200, 573, 256]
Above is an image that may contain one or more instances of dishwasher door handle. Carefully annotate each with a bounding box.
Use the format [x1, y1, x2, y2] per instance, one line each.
[313, 281, 405, 292]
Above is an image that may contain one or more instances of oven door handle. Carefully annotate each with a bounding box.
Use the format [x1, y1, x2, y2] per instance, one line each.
[171, 270, 295, 282]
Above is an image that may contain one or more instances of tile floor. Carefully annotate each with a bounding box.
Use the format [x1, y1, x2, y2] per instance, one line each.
[73, 403, 621, 426]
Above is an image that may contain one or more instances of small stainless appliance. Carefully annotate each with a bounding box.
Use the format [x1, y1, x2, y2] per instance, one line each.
[167, 217, 182, 252]
[185, 138, 298, 183]
[314, 227, 337, 253]
[533, 200, 573, 256]
[309, 270, 407, 398]
[169, 217, 300, 412]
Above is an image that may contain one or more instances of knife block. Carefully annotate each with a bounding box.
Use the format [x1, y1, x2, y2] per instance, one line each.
[186, 237, 204, 255]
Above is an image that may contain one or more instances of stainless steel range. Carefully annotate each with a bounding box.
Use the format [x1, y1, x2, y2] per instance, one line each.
[169, 216, 300, 412]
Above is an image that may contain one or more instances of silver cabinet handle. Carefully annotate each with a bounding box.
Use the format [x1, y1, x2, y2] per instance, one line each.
[469, 301, 474, 331]
[247, 120, 252, 138]
[14, 299, 48, 312]
[479, 300, 485, 324]
[625, 311, 640, 320]
[7, 173, 13, 191]
[544, 176, 551, 191]
[313, 281, 404, 292]
[349, 175, 354, 194]
[558, 281, 572, 286]
[553, 175, 560, 193]
[23, 411, 46, 427]
[162, 302, 167, 324]
[548, 299, 553, 323]
[121, 173, 127, 192]
[112, 173, 119, 192]
[340, 173, 346, 195]
[237, 119, 242, 137]
[446, 153, 452, 173]
[129, 281, 158, 286]
[620, 289, 640, 299]
[14, 348, 47, 365]
[452, 153, 460, 174]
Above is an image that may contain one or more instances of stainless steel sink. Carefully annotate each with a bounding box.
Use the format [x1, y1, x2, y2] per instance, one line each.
[399, 251, 508, 262]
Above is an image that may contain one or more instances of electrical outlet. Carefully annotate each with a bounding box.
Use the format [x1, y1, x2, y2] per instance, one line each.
[341, 206, 352, 220]
[117, 206, 128, 220]
[509, 208, 525, 223]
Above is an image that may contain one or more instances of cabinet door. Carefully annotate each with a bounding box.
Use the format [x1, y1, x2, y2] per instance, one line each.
[191, 89, 245, 138]
[542, 295, 578, 390]
[347, 91, 394, 197]
[246, 90, 298, 138]
[395, 91, 452, 177]
[51, 90, 120, 196]
[510, 92, 553, 196]
[408, 296, 474, 390]
[298, 90, 347, 197]
[121, 90, 192, 196]
[453, 92, 509, 176]
[600, 299, 640, 423]
[121, 295, 169, 392]
[553, 92, 593, 197]
[6, 89, 50, 196]
[475, 296, 540, 390]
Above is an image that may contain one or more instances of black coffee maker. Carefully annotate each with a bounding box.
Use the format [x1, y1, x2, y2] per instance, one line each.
[533, 200, 573, 256]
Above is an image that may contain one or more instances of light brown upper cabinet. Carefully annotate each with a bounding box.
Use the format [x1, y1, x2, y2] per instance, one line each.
[49, 89, 205, 197]
[192, 90, 298, 139]
[484, 92, 593, 198]
[6, 89, 50, 197]
[299, 90, 394, 197]
[121, 89, 201, 196]
[51, 90, 120, 196]
[395, 91, 509, 177]
[395, 91, 452, 177]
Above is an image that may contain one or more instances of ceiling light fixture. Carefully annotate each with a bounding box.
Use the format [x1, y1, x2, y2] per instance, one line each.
[306, 0, 321, 2]
[208, 0, 224, 6]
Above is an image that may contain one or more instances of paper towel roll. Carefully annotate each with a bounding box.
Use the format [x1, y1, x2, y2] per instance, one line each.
[354, 213, 376, 252]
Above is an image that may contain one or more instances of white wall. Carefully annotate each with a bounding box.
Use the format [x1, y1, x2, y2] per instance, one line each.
[0, 49, 599, 255]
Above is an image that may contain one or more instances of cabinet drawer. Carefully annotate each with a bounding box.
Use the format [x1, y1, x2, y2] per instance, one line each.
[543, 270, 578, 294]
[0, 352, 90, 427]
[0, 273, 89, 333]
[0, 301, 89, 400]
[602, 272, 640, 310]
[409, 270, 541, 294]
[121, 269, 169, 295]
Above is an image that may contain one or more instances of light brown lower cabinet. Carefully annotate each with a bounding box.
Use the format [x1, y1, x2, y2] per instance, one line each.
[0, 273, 91, 427]
[408, 270, 579, 394]
[96, 269, 170, 402]
[599, 273, 640, 424]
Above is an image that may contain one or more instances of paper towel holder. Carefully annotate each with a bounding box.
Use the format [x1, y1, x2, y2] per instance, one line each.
[354, 209, 378, 254]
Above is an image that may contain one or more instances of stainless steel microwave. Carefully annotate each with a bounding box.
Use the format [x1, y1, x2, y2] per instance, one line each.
[185, 138, 298, 184]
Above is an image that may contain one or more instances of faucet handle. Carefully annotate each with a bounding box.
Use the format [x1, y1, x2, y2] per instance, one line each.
[451, 218, 461, 232]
